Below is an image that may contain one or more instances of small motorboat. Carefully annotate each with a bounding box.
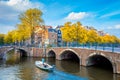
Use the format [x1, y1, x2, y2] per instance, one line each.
[35, 61, 54, 72]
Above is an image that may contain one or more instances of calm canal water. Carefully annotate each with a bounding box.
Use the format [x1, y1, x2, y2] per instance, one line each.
[0, 50, 120, 80]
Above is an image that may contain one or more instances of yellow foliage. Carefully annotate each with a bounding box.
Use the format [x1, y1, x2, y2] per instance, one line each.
[0, 34, 5, 44]
[4, 8, 44, 44]
[4, 31, 13, 44]
[61, 21, 88, 44]
[61, 22, 72, 42]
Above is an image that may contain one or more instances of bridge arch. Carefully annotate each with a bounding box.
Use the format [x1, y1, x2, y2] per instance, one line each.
[47, 50, 56, 58]
[5, 48, 14, 53]
[18, 49, 28, 57]
[59, 49, 80, 63]
[86, 52, 115, 72]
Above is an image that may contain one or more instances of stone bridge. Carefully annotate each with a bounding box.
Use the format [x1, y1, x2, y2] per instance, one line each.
[18, 47, 120, 74]
[1, 47, 120, 74]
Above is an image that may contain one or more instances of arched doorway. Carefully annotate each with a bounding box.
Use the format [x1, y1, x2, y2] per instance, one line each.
[86, 55, 113, 71]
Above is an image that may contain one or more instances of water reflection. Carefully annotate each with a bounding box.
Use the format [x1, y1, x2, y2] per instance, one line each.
[0, 66, 21, 80]
[57, 60, 80, 73]
[46, 58, 120, 80]
[5, 50, 20, 65]
[0, 51, 120, 80]
[45, 58, 56, 65]
[86, 67, 113, 80]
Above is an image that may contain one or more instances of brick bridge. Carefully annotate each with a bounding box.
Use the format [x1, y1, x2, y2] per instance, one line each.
[1, 47, 120, 74]
[0, 47, 14, 59]
[19, 47, 120, 74]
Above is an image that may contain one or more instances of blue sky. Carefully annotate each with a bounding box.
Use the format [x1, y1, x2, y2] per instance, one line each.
[0, 0, 120, 38]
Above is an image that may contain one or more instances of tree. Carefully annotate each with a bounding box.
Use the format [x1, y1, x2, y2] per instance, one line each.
[18, 8, 44, 45]
[16, 24, 31, 46]
[110, 35, 120, 52]
[111, 35, 120, 44]
[0, 34, 5, 45]
[61, 22, 88, 47]
[70, 22, 88, 47]
[61, 22, 73, 46]
[87, 29, 98, 43]
[4, 31, 13, 44]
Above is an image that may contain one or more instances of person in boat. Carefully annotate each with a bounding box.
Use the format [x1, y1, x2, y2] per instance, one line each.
[42, 58, 45, 64]
[42, 58, 48, 67]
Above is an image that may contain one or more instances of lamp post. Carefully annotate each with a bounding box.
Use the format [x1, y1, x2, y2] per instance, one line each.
[42, 26, 46, 57]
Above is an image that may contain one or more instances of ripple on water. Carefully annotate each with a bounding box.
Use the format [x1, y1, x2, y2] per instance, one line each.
[0, 65, 22, 80]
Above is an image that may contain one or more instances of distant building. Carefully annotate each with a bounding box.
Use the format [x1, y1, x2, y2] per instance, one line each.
[84, 26, 97, 31]
[97, 30, 109, 36]
[34, 25, 57, 47]
[55, 25, 63, 47]
[48, 27, 57, 47]
[97, 30, 105, 36]
[34, 26, 48, 47]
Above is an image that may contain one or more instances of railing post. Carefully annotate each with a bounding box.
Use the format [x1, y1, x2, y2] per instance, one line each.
[112, 43, 114, 52]
[103, 43, 105, 51]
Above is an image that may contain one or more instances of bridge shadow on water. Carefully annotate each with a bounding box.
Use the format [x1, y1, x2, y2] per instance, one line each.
[44, 69, 88, 80]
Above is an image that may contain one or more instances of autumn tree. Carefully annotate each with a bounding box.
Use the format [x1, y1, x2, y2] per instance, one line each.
[111, 35, 120, 44]
[4, 31, 13, 44]
[18, 8, 44, 45]
[87, 29, 99, 48]
[61, 22, 72, 46]
[70, 22, 88, 47]
[0, 34, 5, 45]
[15, 24, 31, 46]
[61, 22, 88, 47]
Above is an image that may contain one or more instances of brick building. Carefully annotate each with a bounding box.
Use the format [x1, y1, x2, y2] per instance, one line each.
[34, 26, 57, 47]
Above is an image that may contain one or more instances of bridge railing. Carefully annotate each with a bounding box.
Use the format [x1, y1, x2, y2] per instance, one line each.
[27, 45, 120, 53]
[11, 43, 120, 53]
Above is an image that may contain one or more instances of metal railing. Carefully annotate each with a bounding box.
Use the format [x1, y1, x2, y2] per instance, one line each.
[2, 43, 120, 53]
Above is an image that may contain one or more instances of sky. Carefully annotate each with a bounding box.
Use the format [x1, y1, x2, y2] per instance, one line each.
[0, 0, 120, 38]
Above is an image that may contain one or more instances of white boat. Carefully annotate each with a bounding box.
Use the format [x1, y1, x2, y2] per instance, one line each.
[35, 61, 54, 72]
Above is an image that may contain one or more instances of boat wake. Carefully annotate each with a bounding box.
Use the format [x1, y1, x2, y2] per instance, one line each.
[44, 69, 88, 80]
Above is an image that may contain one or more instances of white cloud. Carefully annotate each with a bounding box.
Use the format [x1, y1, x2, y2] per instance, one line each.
[100, 11, 120, 18]
[7, 0, 22, 6]
[65, 12, 89, 20]
[107, 24, 120, 29]
[115, 24, 120, 29]
[0, 0, 44, 34]
[0, 0, 44, 22]
[0, 0, 44, 12]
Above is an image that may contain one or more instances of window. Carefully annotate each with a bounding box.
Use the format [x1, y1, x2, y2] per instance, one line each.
[52, 35, 54, 37]
[59, 30, 61, 33]
[58, 34, 61, 36]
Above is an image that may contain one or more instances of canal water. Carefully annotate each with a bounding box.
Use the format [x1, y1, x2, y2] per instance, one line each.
[0, 50, 120, 80]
